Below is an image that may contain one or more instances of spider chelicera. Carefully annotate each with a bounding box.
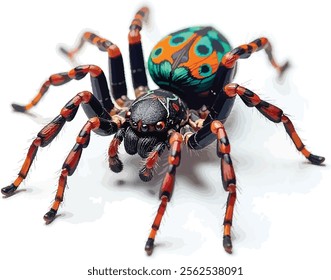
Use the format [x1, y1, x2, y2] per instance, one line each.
[2, 7, 325, 255]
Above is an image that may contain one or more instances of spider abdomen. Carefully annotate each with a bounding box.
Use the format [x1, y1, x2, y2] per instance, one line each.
[148, 26, 232, 109]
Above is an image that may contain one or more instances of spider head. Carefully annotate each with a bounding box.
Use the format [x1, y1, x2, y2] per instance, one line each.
[123, 89, 188, 158]
[127, 96, 168, 134]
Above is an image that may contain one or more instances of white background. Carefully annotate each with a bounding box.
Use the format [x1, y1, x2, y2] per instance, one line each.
[0, 0, 330, 279]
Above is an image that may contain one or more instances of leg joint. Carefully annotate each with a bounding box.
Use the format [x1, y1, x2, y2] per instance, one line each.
[226, 183, 237, 194]
[107, 44, 121, 58]
[152, 224, 159, 231]
[210, 120, 224, 135]
[78, 91, 93, 103]
[224, 83, 239, 97]
[55, 196, 63, 202]
[223, 220, 233, 226]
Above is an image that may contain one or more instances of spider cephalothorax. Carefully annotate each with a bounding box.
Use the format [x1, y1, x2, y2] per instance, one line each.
[2, 6, 324, 256]
[123, 89, 188, 159]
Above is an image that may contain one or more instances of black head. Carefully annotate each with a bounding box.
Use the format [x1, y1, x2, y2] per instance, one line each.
[123, 89, 188, 158]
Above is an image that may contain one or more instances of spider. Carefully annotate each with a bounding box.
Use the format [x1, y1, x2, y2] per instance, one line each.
[2, 7, 325, 255]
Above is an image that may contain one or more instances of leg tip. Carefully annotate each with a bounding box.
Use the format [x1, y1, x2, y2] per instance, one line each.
[308, 154, 325, 165]
[59, 46, 69, 56]
[1, 184, 17, 197]
[145, 238, 155, 256]
[278, 61, 290, 79]
[58, 46, 72, 59]
[11, 103, 26, 113]
[223, 235, 233, 254]
[109, 157, 123, 173]
[139, 168, 153, 182]
[58, 46, 76, 62]
[43, 209, 57, 224]
[110, 165, 123, 173]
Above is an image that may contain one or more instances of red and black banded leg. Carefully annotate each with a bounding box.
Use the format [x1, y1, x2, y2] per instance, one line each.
[59, 31, 112, 61]
[224, 83, 325, 164]
[60, 33, 129, 107]
[145, 132, 183, 255]
[190, 38, 290, 149]
[213, 37, 289, 96]
[210, 120, 237, 254]
[224, 37, 288, 75]
[12, 65, 115, 115]
[2, 91, 118, 198]
[44, 116, 111, 223]
[129, 7, 149, 98]
[139, 142, 167, 182]
[108, 128, 126, 173]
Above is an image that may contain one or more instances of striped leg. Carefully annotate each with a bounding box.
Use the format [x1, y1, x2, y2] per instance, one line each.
[224, 37, 288, 73]
[190, 38, 290, 149]
[59, 32, 112, 61]
[145, 132, 183, 255]
[211, 120, 237, 254]
[43, 116, 117, 223]
[12, 65, 116, 115]
[60, 33, 128, 106]
[2, 91, 118, 198]
[224, 83, 325, 164]
[129, 7, 149, 98]
[139, 142, 167, 182]
[213, 37, 289, 93]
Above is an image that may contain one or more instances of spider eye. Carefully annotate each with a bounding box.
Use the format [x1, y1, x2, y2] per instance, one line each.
[131, 121, 137, 128]
[155, 121, 166, 131]
[125, 111, 131, 119]
[141, 124, 148, 132]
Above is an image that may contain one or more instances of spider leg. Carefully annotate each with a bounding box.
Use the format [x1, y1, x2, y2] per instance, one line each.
[145, 132, 183, 255]
[60, 33, 128, 107]
[12, 65, 117, 115]
[59, 6, 149, 102]
[184, 121, 237, 253]
[210, 120, 236, 253]
[224, 83, 325, 164]
[2, 91, 119, 198]
[129, 7, 149, 98]
[189, 38, 295, 149]
[139, 142, 167, 182]
[44, 115, 120, 224]
[213, 37, 289, 93]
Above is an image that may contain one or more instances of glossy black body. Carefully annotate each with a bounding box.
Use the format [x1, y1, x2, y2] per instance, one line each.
[124, 89, 188, 158]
